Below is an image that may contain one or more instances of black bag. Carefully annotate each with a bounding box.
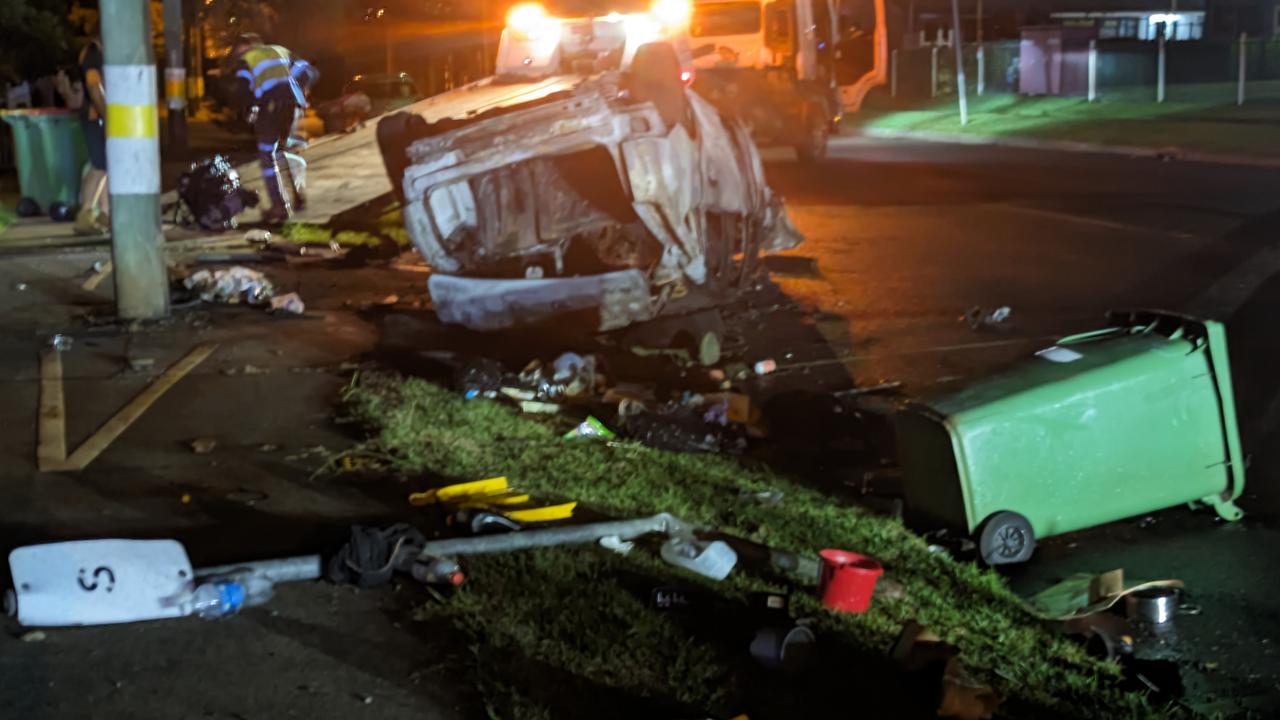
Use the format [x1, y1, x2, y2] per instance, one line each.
[176, 155, 260, 231]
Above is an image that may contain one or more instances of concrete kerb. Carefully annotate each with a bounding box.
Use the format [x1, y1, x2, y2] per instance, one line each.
[847, 128, 1280, 169]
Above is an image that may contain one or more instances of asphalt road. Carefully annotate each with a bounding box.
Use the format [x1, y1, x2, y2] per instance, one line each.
[759, 137, 1280, 715]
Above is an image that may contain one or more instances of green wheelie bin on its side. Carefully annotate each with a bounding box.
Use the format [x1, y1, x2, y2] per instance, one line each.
[893, 311, 1245, 565]
[0, 108, 89, 214]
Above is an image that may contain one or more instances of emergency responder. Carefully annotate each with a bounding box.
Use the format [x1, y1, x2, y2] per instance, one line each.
[231, 34, 318, 223]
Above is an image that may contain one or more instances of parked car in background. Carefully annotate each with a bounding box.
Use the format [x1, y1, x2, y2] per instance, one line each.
[316, 73, 423, 134]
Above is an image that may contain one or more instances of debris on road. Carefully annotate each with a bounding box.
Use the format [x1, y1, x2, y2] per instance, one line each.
[182, 266, 275, 306]
[19, 630, 47, 643]
[1124, 587, 1179, 626]
[175, 154, 260, 231]
[753, 358, 778, 376]
[962, 305, 1012, 330]
[127, 356, 156, 372]
[1026, 569, 1184, 621]
[188, 437, 217, 454]
[48, 334, 73, 352]
[749, 625, 817, 672]
[891, 621, 1002, 720]
[269, 292, 306, 315]
[564, 416, 616, 440]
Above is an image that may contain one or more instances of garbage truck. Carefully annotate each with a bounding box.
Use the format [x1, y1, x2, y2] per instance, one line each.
[375, 1, 804, 360]
[687, 0, 888, 162]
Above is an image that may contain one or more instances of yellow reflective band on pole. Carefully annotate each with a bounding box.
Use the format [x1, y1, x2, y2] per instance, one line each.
[106, 104, 158, 139]
[166, 78, 184, 100]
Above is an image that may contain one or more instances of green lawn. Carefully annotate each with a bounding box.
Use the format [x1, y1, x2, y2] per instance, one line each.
[854, 80, 1280, 158]
[342, 372, 1176, 719]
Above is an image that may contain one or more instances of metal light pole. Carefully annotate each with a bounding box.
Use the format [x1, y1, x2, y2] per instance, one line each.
[1156, 28, 1166, 103]
[950, 0, 968, 125]
[102, 0, 169, 320]
[1087, 38, 1097, 102]
[163, 0, 187, 154]
[1238, 32, 1247, 106]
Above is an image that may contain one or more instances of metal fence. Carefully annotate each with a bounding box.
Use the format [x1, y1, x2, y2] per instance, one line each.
[892, 36, 1280, 104]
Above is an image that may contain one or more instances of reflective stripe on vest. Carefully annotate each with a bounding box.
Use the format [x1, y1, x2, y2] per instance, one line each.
[243, 45, 296, 98]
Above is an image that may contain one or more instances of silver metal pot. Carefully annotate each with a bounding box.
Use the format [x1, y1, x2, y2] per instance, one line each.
[1125, 587, 1179, 625]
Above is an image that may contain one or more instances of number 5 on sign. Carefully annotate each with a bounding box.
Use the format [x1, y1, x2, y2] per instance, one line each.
[9, 539, 195, 627]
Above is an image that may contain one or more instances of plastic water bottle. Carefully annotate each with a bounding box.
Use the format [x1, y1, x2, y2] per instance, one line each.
[187, 581, 247, 619]
[186, 575, 275, 619]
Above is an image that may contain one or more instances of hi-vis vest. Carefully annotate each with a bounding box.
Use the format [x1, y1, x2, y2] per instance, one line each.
[237, 45, 307, 105]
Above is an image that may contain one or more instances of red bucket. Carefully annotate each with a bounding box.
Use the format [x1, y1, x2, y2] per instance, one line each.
[818, 549, 883, 614]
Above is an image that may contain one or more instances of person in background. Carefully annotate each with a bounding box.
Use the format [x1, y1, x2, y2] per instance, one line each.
[68, 38, 109, 234]
[230, 33, 318, 224]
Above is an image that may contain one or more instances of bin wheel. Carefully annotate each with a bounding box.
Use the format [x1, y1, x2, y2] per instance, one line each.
[978, 511, 1035, 565]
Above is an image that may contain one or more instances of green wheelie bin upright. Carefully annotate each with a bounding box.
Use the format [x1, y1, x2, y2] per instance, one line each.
[893, 311, 1245, 565]
[0, 108, 89, 213]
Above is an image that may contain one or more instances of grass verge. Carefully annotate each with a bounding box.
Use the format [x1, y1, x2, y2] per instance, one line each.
[343, 372, 1172, 719]
[854, 81, 1280, 158]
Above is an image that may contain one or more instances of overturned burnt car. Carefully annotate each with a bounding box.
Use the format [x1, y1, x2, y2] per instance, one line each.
[377, 8, 802, 341]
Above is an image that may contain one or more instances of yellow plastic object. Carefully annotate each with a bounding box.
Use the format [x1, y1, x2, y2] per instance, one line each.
[459, 493, 532, 508]
[505, 502, 577, 523]
[409, 476, 509, 506]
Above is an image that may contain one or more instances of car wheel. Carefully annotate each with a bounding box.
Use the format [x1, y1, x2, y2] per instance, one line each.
[978, 511, 1036, 565]
[376, 112, 428, 204]
[794, 102, 829, 164]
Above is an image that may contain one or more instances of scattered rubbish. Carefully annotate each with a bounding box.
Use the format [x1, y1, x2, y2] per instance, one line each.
[92, 260, 108, 273]
[564, 416, 615, 440]
[1026, 569, 1184, 621]
[328, 525, 429, 589]
[708, 368, 727, 382]
[833, 382, 903, 398]
[659, 538, 738, 581]
[13, 282, 28, 292]
[519, 401, 562, 414]
[411, 557, 466, 586]
[269, 293, 306, 315]
[377, 294, 399, 306]
[598, 535, 635, 556]
[621, 410, 744, 454]
[127, 357, 156, 372]
[1125, 587, 1179, 625]
[963, 306, 1012, 329]
[175, 155, 260, 231]
[818, 549, 882, 614]
[753, 359, 778, 376]
[20, 630, 47, 643]
[409, 477, 510, 506]
[651, 587, 694, 610]
[1136, 515, 1158, 529]
[461, 511, 524, 534]
[455, 358, 505, 399]
[189, 438, 217, 454]
[874, 577, 908, 602]
[223, 364, 270, 376]
[738, 489, 784, 506]
[183, 266, 275, 306]
[185, 575, 274, 619]
[762, 255, 822, 278]
[258, 444, 280, 453]
[48, 334, 73, 352]
[244, 229, 272, 244]
[226, 489, 269, 506]
[750, 625, 817, 672]
[891, 622, 1001, 720]
[504, 502, 578, 523]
